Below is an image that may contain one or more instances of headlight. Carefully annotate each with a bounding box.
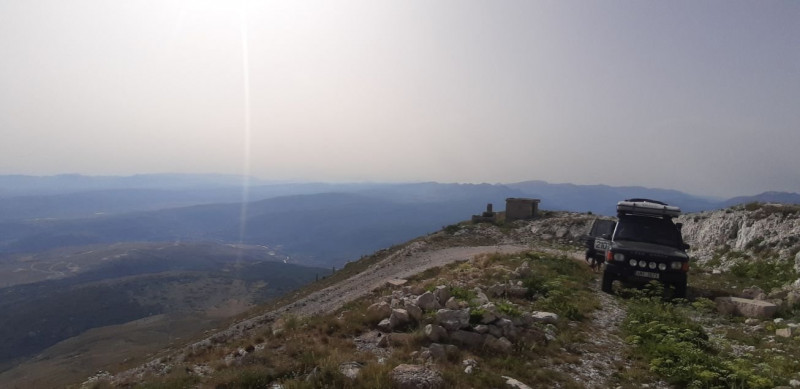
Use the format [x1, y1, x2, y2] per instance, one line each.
[614, 253, 625, 261]
[638, 260, 647, 268]
[648, 262, 657, 269]
[629, 259, 637, 266]
[670, 261, 683, 270]
[658, 263, 667, 271]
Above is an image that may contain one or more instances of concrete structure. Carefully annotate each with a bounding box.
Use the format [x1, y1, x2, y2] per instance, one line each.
[505, 198, 540, 222]
[471, 203, 497, 223]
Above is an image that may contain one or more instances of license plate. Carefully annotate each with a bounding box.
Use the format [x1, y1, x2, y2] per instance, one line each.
[594, 239, 610, 250]
[634, 271, 660, 279]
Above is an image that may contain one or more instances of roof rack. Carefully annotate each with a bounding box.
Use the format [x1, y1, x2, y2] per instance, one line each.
[617, 199, 680, 217]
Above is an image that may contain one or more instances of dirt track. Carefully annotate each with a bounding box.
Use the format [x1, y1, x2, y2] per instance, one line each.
[288, 243, 530, 316]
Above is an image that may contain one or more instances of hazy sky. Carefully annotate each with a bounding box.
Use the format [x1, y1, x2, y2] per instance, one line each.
[1, 1, 798, 197]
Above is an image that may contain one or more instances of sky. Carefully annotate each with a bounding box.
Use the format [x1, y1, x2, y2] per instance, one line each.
[1, 1, 798, 197]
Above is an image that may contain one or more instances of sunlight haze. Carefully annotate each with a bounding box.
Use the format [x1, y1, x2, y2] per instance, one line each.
[1, 0, 798, 197]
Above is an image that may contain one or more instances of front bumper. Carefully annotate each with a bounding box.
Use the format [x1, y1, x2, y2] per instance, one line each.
[605, 262, 687, 285]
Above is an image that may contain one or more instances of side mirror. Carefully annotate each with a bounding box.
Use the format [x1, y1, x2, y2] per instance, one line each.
[675, 222, 683, 230]
[682, 243, 690, 250]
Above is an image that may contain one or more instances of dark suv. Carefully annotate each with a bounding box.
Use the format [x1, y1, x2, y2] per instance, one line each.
[584, 219, 616, 268]
[598, 199, 690, 298]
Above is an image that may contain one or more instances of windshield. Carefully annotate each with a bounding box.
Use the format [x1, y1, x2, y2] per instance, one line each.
[613, 216, 681, 248]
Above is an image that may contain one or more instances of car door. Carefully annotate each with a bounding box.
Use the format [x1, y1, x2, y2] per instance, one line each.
[587, 219, 616, 252]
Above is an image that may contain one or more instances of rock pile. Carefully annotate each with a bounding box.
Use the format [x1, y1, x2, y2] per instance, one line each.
[366, 281, 559, 361]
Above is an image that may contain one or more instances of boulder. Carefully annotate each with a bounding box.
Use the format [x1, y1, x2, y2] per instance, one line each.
[507, 285, 529, 298]
[462, 359, 478, 375]
[530, 311, 559, 324]
[519, 312, 535, 327]
[390, 364, 443, 389]
[715, 296, 778, 318]
[450, 330, 484, 348]
[339, 362, 362, 379]
[367, 301, 392, 319]
[445, 297, 461, 309]
[434, 286, 450, 305]
[436, 309, 470, 331]
[768, 288, 789, 300]
[416, 292, 440, 311]
[488, 283, 507, 297]
[424, 324, 448, 343]
[403, 301, 423, 322]
[788, 291, 800, 308]
[377, 319, 392, 332]
[471, 288, 490, 305]
[390, 309, 410, 329]
[496, 318, 518, 340]
[479, 303, 498, 324]
[742, 286, 767, 300]
[409, 285, 427, 296]
[776, 327, 795, 338]
[514, 262, 532, 278]
[518, 327, 548, 346]
[428, 343, 447, 361]
[484, 335, 513, 353]
[473, 324, 489, 334]
[488, 325, 503, 338]
[503, 376, 533, 389]
[445, 344, 459, 356]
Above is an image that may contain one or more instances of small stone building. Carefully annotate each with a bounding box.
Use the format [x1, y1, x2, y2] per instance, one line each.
[505, 198, 540, 222]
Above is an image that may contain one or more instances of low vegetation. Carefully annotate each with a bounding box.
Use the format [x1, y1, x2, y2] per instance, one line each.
[112, 251, 602, 388]
[620, 284, 799, 389]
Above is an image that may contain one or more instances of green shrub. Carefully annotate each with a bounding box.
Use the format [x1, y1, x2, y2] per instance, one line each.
[449, 286, 477, 302]
[729, 259, 797, 290]
[496, 301, 522, 317]
[623, 297, 774, 388]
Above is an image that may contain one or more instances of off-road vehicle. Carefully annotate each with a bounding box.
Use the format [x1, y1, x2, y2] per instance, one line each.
[593, 199, 690, 298]
[584, 218, 616, 270]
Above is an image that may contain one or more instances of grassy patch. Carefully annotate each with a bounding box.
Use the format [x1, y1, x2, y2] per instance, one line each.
[622, 290, 796, 389]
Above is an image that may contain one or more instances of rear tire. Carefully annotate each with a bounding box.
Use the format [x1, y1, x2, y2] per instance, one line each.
[601, 271, 614, 294]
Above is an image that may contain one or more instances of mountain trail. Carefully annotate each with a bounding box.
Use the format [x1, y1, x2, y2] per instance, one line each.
[542, 250, 669, 389]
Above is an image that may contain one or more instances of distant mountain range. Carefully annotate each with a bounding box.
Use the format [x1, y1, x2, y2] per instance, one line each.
[1, 174, 798, 266]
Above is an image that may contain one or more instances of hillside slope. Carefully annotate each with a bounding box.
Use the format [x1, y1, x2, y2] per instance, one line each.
[90, 208, 800, 389]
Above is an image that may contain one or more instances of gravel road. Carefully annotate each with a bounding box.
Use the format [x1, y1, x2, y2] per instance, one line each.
[289, 243, 530, 316]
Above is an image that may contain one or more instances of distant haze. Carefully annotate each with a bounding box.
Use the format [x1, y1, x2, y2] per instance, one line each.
[1, 1, 798, 197]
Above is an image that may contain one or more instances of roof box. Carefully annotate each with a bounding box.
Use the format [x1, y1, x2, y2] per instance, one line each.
[617, 198, 681, 217]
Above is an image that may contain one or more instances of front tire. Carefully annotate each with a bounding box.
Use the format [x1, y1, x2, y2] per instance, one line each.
[601, 271, 614, 294]
[673, 281, 687, 299]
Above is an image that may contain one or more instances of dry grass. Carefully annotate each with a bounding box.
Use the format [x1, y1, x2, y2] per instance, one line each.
[130, 250, 602, 388]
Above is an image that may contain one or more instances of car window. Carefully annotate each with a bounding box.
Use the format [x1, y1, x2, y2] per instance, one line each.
[589, 220, 616, 237]
[613, 216, 680, 247]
